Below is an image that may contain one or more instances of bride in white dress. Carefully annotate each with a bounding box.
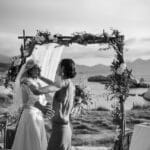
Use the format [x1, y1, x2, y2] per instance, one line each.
[12, 59, 55, 150]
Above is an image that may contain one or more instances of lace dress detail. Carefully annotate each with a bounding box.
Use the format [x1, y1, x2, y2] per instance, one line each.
[21, 78, 40, 106]
[12, 78, 47, 150]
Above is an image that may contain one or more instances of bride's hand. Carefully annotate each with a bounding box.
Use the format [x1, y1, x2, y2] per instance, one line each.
[34, 101, 55, 119]
[43, 105, 55, 119]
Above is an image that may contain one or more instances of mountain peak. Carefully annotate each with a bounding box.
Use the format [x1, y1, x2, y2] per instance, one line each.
[126, 58, 150, 76]
[134, 58, 146, 63]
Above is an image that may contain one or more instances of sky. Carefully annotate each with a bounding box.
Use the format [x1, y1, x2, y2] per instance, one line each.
[0, 0, 150, 66]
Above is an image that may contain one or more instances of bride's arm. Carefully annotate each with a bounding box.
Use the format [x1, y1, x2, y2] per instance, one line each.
[21, 78, 56, 95]
[39, 76, 63, 88]
[29, 84, 56, 95]
[39, 76, 55, 86]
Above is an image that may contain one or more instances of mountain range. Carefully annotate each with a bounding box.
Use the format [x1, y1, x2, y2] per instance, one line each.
[76, 64, 110, 75]
[76, 58, 150, 76]
[0, 54, 150, 76]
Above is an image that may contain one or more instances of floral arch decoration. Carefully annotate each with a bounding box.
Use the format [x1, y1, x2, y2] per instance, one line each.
[6, 29, 132, 150]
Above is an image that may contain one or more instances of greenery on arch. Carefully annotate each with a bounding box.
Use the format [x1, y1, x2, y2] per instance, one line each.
[6, 29, 132, 149]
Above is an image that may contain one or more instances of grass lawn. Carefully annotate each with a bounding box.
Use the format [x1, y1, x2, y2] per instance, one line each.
[72, 105, 150, 147]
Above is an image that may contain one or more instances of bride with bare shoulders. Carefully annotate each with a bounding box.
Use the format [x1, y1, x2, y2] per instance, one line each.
[12, 59, 56, 150]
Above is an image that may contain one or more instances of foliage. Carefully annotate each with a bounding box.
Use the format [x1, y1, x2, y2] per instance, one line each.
[0, 107, 23, 127]
[71, 84, 93, 117]
[101, 30, 132, 149]
[6, 30, 124, 84]
[5, 29, 129, 149]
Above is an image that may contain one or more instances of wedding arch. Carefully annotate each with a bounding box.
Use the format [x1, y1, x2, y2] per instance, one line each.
[6, 29, 132, 150]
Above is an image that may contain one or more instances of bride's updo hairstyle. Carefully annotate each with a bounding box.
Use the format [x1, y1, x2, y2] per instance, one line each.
[60, 59, 76, 79]
[25, 59, 41, 78]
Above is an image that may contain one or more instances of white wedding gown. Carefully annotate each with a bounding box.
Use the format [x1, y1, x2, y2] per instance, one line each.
[12, 44, 64, 150]
[12, 78, 47, 150]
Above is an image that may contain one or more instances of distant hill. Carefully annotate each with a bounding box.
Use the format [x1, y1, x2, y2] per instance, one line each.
[76, 64, 110, 75]
[127, 59, 150, 75]
[76, 59, 150, 77]
[0, 54, 150, 76]
[0, 54, 10, 72]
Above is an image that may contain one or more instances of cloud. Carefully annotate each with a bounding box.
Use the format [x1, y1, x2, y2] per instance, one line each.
[125, 37, 150, 46]
[140, 38, 150, 42]
[0, 0, 150, 65]
[125, 38, 137, 46]
[124, 37, 150, 61]
[75, 57, 114, 66]
[62, 44, 114, 59]
[0, 0, 150, 35]
[0, 33, 20, 56]
[62, 36, 150, 65]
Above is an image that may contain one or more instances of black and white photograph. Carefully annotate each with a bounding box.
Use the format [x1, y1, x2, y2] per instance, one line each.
[0, 0, 150, 150]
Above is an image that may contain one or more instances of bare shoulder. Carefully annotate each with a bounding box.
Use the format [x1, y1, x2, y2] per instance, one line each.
[20, 77, 37, 88]
[20, 77, 30, 85]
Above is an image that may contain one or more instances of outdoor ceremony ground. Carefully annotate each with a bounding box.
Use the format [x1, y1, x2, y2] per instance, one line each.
[1, 97, 150, 149]
[71, 104, 150, 148]
[1, 74, 150, 149]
